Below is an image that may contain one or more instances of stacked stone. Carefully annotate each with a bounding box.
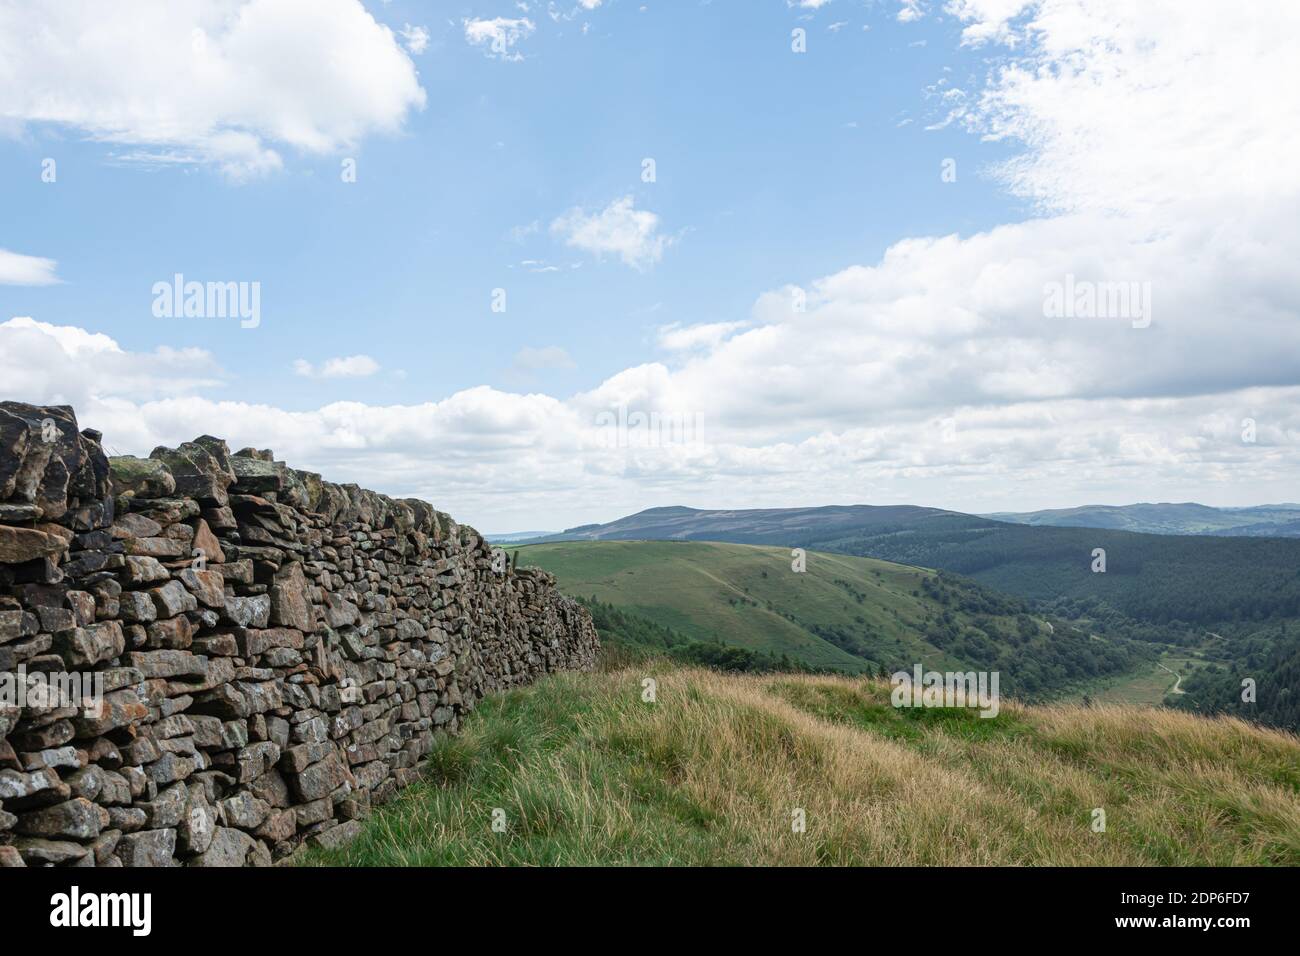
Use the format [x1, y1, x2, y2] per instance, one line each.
[0, 402, 598, 867]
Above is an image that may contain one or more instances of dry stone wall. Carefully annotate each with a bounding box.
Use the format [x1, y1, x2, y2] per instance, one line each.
[0, 402, 598, 867]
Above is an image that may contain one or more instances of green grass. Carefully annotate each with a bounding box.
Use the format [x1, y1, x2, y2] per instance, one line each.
[516, 539, 1152, 699]
[1061, 649, 1204, 706]
[518, 540, 998, 672]
[520, 540, 919, 671]
[297, 665, 1300, 867]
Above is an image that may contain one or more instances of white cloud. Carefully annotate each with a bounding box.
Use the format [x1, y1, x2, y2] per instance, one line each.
[550, 195, 673, 270]
[400, 23, 430, 54]
[897, 1, 927, 22]
[953, 0, 1298, 217]
[6, 315, 1299, 531]
[6, 0, 1299, 530]
[0, 317, 223, 412]
[657, 322, 747, 352]
[0, 249, 58, 285]
[462, 17, 535, 61]
[0, 0, 426, 179]
[293, 355, 381, 378]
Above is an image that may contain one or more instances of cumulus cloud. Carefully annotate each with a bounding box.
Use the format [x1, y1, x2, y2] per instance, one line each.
[0, 0, 427, 179]
[5, 0, 1298, 530]
[550, 196, 673, 270]
[5, 315, 1298, 531]
[462, 17, 535, 61]
[0, 317, 224, 412]
[293, 355, 381, 379]
[0, 249, 58, 285]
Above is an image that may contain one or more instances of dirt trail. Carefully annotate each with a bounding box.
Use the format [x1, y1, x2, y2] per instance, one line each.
[1156, 661, 1185, 695]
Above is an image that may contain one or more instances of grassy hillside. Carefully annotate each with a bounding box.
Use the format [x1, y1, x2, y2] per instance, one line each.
[533, 505, 1300, 627]
[791, 523, 1300, 628]
[518, 540, 1148, 698]
[298, 666, 1300, 866]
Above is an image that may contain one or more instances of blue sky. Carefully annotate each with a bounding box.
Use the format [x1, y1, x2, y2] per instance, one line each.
[2, 1, 1298, 531]
[3, 2, 1017, 408]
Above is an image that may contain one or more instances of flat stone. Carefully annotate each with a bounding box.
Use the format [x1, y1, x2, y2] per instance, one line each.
[236, 741, 281, 783]
[14, 836, 90, 865]
[116, 827, 177, 867]
[191, 826, 253, 867]
[0, 608, 39, 643]
[146, 614, 193, 649]
[15, 797, 108, 840]
[145, 752, 197, 786]
[0, 767, 62, 800]
[149, 439, 235, 507]
[289, 752, 347, 801]
[218, 791, 269, 830]
[109, 455, 176, 499]
[110, 513, 163, 540]
[0, 525, 66, 564]
[255, 808, 297, 844]
[126, 649, 207, 680]
[124, 536, 187, 559]
[190, 518, 225, 564]
[223, 593, 270, 628]
[119, 590, 158, 623]
[178, 567, 225, 608]
[140, 782, 189, 828]
[308, 818, 362, 851]
[150, 579, 198, 618]
[122, 555, 170, 584]
[51, 620, 124, 667]
[269, 561, 315, 631]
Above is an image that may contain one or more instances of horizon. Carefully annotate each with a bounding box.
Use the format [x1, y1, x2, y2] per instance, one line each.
[4, 0, 1298, 531]
[485, 498, 1300, 536]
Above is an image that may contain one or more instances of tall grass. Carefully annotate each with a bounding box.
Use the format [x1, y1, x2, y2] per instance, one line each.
[297, 667, 1300, 867]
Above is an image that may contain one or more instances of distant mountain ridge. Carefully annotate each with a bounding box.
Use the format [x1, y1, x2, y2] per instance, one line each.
[523, 501, 1300, 543]
[537, 504, 985, 545]
[983, 502, 1300, 537]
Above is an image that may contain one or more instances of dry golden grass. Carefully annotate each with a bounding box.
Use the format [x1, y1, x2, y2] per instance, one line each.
[300, 667, 1300, 867]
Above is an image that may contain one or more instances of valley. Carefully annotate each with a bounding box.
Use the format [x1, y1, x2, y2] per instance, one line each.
[519, 539, 1151, 700]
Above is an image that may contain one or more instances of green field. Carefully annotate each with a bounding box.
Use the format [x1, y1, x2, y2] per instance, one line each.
[1062, 650, 1204, 706]
[520, 540, 971, 672]
[516, 540, 1149, 697]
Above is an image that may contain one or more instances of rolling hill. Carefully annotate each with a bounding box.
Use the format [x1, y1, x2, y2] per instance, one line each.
[529, 505, 1300, 628]
[535, 503, 983, 546]
[984, 502, 1300, 537]
[518, 540, 1148, 698]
